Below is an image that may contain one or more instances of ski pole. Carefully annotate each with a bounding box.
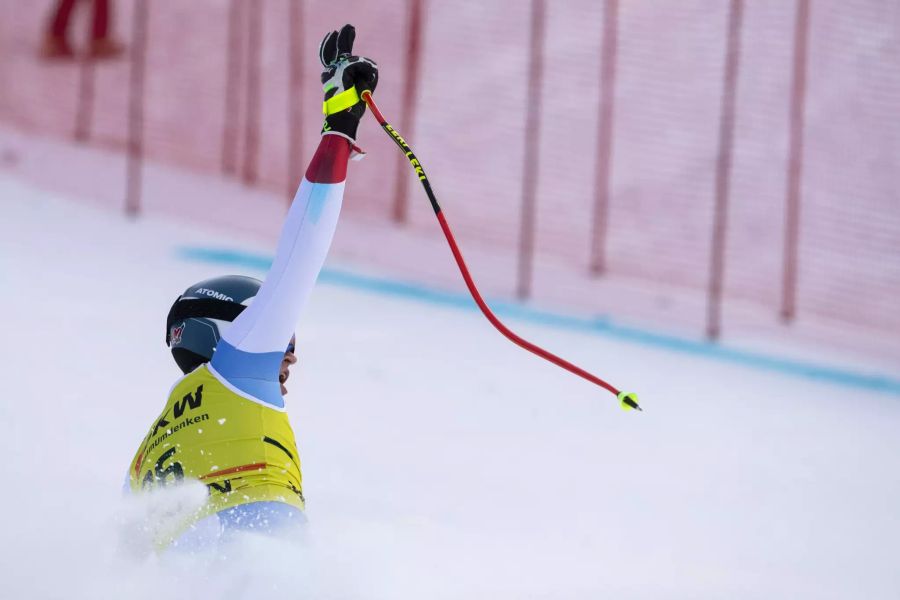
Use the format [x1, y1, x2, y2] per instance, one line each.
[361, 91, 640, 412]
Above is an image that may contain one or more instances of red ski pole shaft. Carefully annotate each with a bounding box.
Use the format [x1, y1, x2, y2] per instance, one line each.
[361, 91, 640, 410]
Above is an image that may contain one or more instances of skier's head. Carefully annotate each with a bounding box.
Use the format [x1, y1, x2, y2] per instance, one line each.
[166, 275, 299, 394]
[166, 275, 262, 374]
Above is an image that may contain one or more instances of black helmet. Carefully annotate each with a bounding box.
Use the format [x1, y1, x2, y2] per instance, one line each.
[166, 275, 262, 374]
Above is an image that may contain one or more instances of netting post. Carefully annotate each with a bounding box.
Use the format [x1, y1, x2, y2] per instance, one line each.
[242, 0, 264, 185]
[517, 0, 546, 300]
[125, 0, 149, 217]
[73, 54, 95, 142]
[589, 0, 620, 275]
[286, 0, 305, 202]
[706, 0, 744, 340]
[391, 0, 424, 223]
[222, 0, 245, 175]
[781, 0, 810, 323]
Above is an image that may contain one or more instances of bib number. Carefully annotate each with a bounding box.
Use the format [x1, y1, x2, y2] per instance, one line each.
[141, 447, 185, 490]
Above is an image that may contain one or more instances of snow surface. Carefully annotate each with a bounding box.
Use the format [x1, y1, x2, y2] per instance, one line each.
[2, 174, 900, 599]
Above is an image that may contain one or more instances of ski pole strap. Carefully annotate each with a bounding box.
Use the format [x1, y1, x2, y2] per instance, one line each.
[322, 86, 360, 115]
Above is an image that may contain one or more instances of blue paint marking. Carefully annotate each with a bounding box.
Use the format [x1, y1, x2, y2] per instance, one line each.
[176, 246, 900, 396]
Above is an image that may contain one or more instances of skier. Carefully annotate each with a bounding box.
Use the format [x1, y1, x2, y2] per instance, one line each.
[126, 24, 377, 549]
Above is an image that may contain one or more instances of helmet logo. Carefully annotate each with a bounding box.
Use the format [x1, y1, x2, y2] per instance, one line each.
[195, 288, 234, 302]
[170, 322, 185, 346]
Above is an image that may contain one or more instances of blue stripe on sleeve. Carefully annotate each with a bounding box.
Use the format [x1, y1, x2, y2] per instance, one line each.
[307, 181, 331, 224]
[210, 339, 285, 408]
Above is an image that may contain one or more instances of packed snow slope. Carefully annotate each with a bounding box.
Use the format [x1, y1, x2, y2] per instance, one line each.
[1, 174, 899, 599]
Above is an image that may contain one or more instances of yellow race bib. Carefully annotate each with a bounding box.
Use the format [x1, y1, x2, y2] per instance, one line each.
[128, 365, 304, 542]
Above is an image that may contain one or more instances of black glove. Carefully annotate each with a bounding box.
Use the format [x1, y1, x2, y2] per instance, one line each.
[319, 24, 378, 142]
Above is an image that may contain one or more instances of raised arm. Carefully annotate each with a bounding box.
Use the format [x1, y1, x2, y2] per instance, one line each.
[210, 25, 378, 407]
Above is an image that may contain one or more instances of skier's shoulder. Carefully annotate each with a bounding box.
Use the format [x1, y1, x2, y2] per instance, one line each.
[165, 363, 213, 399]
[167, 362, 284, 410]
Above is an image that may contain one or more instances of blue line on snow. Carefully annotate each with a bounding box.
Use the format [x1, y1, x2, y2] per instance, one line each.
[176, 246, 900, 396]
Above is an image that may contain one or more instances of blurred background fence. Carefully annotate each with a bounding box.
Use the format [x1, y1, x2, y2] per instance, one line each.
[1, 0, 898, 360]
